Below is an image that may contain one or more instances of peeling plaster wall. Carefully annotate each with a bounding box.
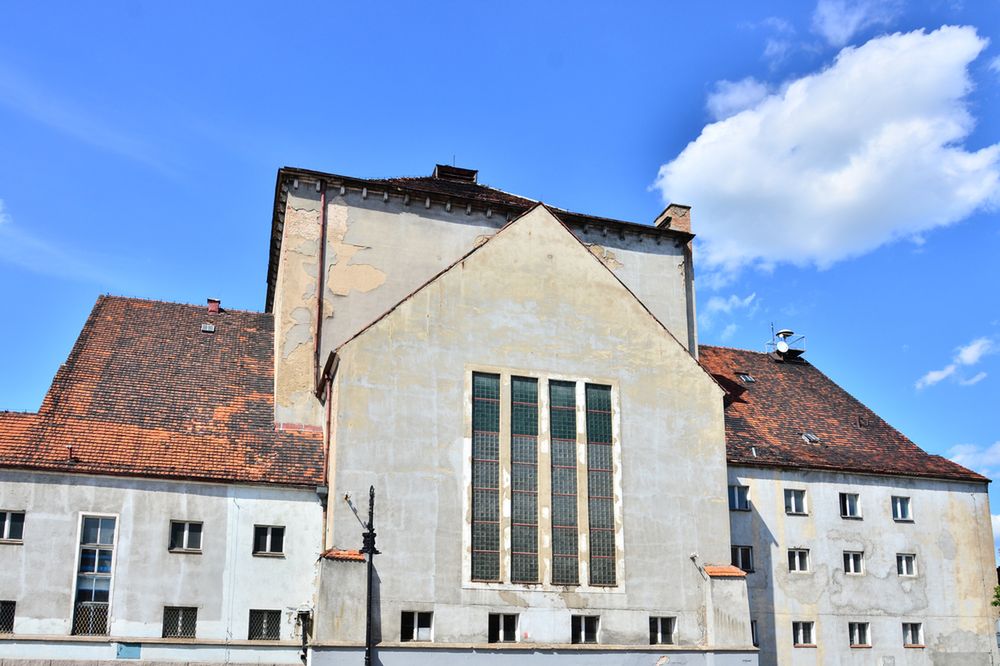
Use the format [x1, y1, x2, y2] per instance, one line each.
[0, 470, 321, 656]
[272, 181, 695, 426]
[728, 465, 998, 666]
[315, 208, 747, 655]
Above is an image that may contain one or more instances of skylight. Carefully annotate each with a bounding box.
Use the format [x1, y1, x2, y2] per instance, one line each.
[801, 432, 820, 444]
[737, 373, 756, 384]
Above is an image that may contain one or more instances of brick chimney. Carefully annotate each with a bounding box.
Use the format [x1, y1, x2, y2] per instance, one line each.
[653, 204, 692, 234]
[207, 298, 221, 314]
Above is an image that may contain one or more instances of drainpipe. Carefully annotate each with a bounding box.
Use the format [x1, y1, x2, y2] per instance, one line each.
[314, 181, 328, 392]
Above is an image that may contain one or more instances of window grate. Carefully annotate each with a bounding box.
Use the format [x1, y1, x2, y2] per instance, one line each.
[586, 384, 615, 586]
[471, 373, 501, 581]
[549, 380, 578, 585]
[162, 606, 197, 638]
[510, 376, 539, 583]
[72, 602, 109, 636]
[0, 600, 14, 633]
[248, 609, 281, 640]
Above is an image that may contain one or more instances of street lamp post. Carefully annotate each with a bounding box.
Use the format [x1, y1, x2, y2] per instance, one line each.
[361, 486, 379, 666]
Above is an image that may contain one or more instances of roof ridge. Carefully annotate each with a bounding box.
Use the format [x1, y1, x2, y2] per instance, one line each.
[98, 294, 269, 316]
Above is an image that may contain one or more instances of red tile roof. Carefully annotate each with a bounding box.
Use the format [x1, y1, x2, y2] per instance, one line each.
[0, 296, 324, 487]
[699, 345, 986, 483]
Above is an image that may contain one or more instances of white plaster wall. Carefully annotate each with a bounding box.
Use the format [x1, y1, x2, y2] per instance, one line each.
[728, 465, 998, 666]
[0, 470, 321, 651]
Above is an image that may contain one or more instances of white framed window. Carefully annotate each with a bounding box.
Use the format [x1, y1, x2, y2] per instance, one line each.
[731, 545, 754, 573]
[896, 553, 917, 576]
[843, 551, 864, 575]
[73, 515, 116, 636]
[902, 622, 923, 647]
[649, 616, 676, 645]
[400, 611, 432, 642]
[784, 489, 807, 515]
[839, 493, 861, 518]
[750, 620, 759, 647]
[571, 615, 599, 644]
[792, 621, 815, 646]
[849, 622, 870, 646]
[252, 525, 284, 555]
[788, 548, 810, 572]
[488, 613, 517, 643]
[168, 521, 202, 552]
[0, 511, 25, 542]
[892, 496, 912, 521]
[728, 485, 750, 511]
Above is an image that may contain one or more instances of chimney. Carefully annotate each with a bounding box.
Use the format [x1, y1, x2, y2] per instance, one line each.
[653, 204, 692, 234]
[433, 164, 478, 184]
[207, 298, 221, 314]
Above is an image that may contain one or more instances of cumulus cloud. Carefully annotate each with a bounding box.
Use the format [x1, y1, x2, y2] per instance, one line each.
[812, 0, 901, 47]
[706, 78, 771, 121]
[916, 337, 994, 389]
[700, 292, 758, 331]
[655, 26, 1000, 274]
[948, 441, 1000, 478]
[991, 55, 1000, 76]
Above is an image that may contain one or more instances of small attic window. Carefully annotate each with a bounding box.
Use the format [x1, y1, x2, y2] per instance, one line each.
[737, 373, 756, 384]
[201, 323, 216, 334]
[801, 431, 820, 444]
[856, 415, 870, 429]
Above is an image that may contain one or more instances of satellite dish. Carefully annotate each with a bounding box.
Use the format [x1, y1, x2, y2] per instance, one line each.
[776, 340, 790, 354]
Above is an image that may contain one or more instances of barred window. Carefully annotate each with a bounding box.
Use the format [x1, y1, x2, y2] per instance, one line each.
[248, 609, 281, 640]
[0, 511, 24, 541]
[510, 377, 539, 583]
[586, 384, 615, 586]
[0, 600, 14, 634]
[471, 372, 501, 581]
[550, 380, 579, 585]
[162, 606, 197, 638]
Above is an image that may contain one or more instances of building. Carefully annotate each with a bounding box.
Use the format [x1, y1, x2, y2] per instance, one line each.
[1, 162, 996, 665]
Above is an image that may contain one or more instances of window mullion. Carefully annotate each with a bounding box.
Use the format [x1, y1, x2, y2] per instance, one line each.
[536, 378, 553, 586]
[499, 373, 512, 584]
[575, 381, 590, 588]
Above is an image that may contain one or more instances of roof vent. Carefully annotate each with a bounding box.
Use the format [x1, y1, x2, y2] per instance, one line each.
[201, 323, 216, 334]
[207, 298, 221, 314]
[766, 326, 806, 361]
[433, 164, 478, 183]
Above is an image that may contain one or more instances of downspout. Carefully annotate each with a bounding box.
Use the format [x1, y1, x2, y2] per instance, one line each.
[314, 181, 328, 392]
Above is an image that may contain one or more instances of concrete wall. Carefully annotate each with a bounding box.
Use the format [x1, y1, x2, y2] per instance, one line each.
[0, 470, 322, 661]
[314, 207, 749, 657]
[271, 178, 695, 426]
[311, 646, 758, 666]
[728, 465, 998, 666]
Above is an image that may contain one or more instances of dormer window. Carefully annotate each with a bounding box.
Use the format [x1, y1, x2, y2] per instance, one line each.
[737, 373, 756, 384]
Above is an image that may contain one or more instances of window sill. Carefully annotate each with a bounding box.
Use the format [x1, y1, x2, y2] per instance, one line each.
[904, 644, 925, 649]
[167, 548, 202, 555]
[850, 645, 872, 649]
[0, 539, 23, 546]
[793, 644, 816, 648]
[252, 552, 286, 558]
[840, 516, 863, 520]
[894, 519, 914, 523]
[730, 508, 752, 512]
[785, 512, 809, 517]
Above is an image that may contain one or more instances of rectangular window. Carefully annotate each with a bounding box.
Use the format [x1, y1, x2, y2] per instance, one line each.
[849, 622, 870, 647]
[839, 493, 861, 518]
[488, 613, 517, 643]
[731, 545, 754, 573]
[252, 525, 284, 555]
[897, 553, 917, 576]
[729, 485, 750, 511]
[788, 548, 810, 572]
[550, 380, 579, 586]
[400, 611, 432, 642]
[248, 609, 281, 640]
[586, 384, 615, 586]
[571, 615, 599, 644]
[792, 621, 814, 646]
[0, 511, 25, 541]
[843, 551, 864, 574]
[161, 606, 197, 638]
[73, 515, 116, 636]
[902, 622, 923, 646]
[892, 496, 912, 521]
[168, 521, 202, 552]
[471, 372, 501, 581]
[750, 620, 759, 647]
[510, 377, 539, 584]
[784, 489, 807, 515]
[0, 600, 14, 634]
[649, 616, 676, 645]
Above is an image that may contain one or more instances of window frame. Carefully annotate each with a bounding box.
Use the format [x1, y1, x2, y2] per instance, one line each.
[892, 496, 913, 522]
[787, 548, 810, 573]
[792, 621, 815, 647]
[252, 525, 285, 556]
[784, 489, 808, 515]
[571, 614, 599, 644]
[488, 613, 518, 643]
[168, 521, 203, 553]
[896, 553, 917, 577]
[731, 545, 754, 573]
[248, 609, 282, 641]
[848, 621, 870, 647]
[649, 616, 676, 645]
[0, 510, 25, 543]
[902, 622, 923, 647]
[400, 611, 433, 642]
[728, 485, 750, 511]
[161, 605, 198, 639]
[0, 600, 14, 634]
[839, 493, 861, 519]
[843, 550, 864, 575]
[72, 513, 118, 636]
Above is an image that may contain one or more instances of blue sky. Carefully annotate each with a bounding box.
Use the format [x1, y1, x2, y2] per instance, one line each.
[1, 2, 999, 546]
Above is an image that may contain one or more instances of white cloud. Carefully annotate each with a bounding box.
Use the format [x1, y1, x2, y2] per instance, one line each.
[655, 27, 1000, 274]
[916, 336, 994, 389]
[812, 0, 901, 47]
[706, 78, 770, 122]
[989, 55, 1000, 75]
[700, 292, 758, 331]
[720, 323, 739, 341]
[763, 39, 793, 67]
[948, 441, 1000, 478]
